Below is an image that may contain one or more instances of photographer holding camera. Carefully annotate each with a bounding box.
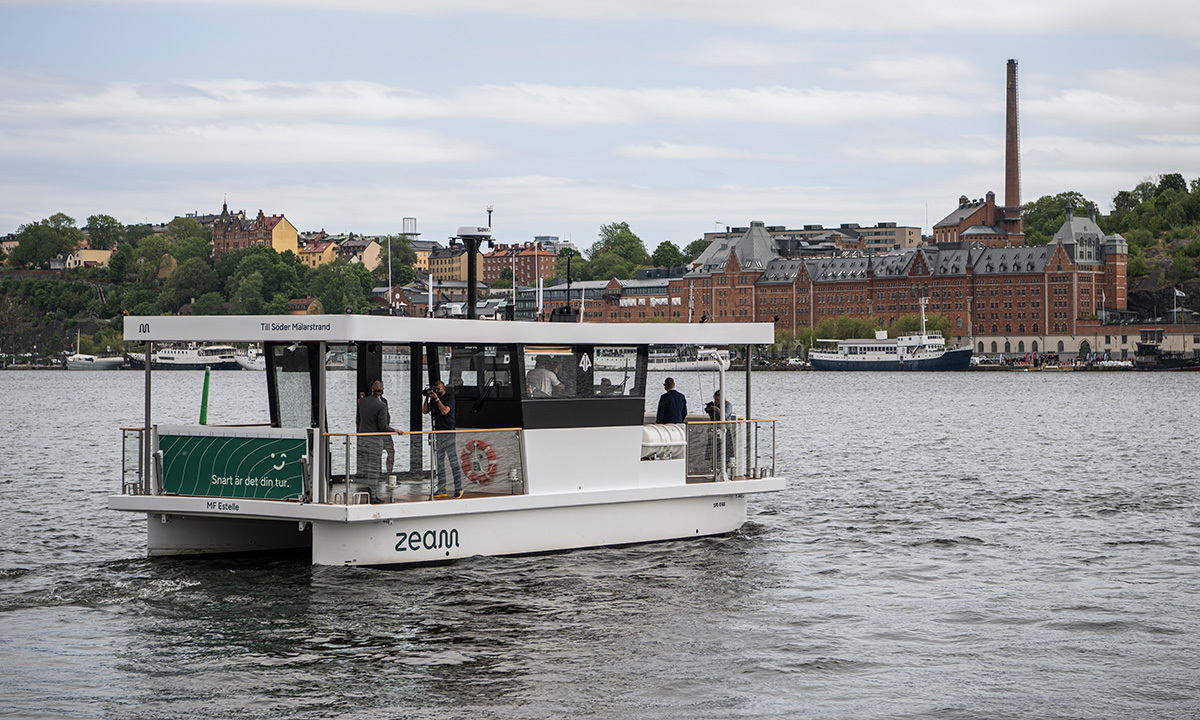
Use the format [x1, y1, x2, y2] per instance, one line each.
[422, 380, 463, 498]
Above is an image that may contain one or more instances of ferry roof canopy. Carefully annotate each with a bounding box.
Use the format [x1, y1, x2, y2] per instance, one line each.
[124, 315, 775, 345]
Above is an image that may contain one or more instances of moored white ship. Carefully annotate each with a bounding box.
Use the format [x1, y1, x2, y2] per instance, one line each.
[128, 343, 241, 371]
[808, 298, 972, 371]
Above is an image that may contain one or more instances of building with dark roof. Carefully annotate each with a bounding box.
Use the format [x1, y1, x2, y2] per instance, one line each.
[212, 202, 299, 259]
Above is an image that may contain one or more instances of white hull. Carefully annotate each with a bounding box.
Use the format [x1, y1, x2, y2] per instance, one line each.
[66, 355, 125, 370]
[111, 477, 780, 566]
[236, 355, 266, 371]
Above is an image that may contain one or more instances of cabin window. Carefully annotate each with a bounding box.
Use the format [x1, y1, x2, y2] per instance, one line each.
[522, 346, 647, 400]
[446, 345, 515, 399]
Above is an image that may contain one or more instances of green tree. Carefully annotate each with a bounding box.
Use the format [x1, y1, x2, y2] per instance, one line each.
[107, 243, 135, 281]
[9, 214, 82, 268]
[85, 214, 124, 250]
[375, 235, 418, 285]
[232, 271, 266, 314]
[893, 313, 951, 337]
[651, 240, 687, 268]
[134, 234, 171, 282]
[588, 221, 649, 267]
[165, 257, 220, 310]
[308, 260, 373, 314]
[123, 223, 155, 248]
[493, 267, 514, 289]
[171, 235, 211, 266]
[191, 292, 226, 315]
[554, 248, 587, 281]
[1022, 192, 1092, 245]
[164, 217, 210, 245]
[1157, 173, 1187, 196]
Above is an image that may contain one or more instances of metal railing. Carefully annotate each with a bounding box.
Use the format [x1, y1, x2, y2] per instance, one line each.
[684, 419, 776, 482]
[324, 427, 526, 505]
[121, 427, 146, 495]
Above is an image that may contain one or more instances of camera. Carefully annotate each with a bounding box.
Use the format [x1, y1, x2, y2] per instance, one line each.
[423, 387, 437, 398]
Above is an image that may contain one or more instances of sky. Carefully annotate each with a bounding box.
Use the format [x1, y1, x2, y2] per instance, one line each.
[3, 1, 1200, 253]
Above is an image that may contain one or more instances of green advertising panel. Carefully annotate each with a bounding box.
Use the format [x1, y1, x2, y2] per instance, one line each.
[159, 432, 307, 500]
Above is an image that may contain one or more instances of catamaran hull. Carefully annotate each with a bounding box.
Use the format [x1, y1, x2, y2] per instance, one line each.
[810, 346, 972, 371]
[311, 493, 750, 566]
[113, 479, 781, 566]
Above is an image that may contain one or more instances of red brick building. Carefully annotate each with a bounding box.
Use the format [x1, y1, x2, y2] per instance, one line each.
[481, 242, 557, 285]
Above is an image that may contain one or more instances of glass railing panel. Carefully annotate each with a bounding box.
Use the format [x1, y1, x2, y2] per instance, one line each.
[121, 427, 145, 495]
[324, 428, 525, 504]
[683, 420, 776, 482]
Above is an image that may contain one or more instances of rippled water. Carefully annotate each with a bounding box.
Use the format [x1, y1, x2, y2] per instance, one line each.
[1, 368, 1198, 719]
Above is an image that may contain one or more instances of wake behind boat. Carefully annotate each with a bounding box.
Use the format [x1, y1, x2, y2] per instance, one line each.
[111, 314, 783, 567]
[809, 298, 972, 371]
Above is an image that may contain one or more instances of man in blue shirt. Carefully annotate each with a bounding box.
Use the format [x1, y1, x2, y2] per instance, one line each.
[655, 377, 688, 424]
[423, 380, 463, 498]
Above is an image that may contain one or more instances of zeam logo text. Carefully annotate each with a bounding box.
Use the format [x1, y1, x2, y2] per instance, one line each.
[395, 527, 460, 553]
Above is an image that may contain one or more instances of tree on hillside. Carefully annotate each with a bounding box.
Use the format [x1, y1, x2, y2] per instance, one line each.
[107, 243, 135, 281]
[123, 223, 155, 248]
[85, 214, 124, 250]
[308, 260, 373, 314]
[9, 213, 83, 268]
[375, 235, 418, 285]
[134, 235, 171, 283]
[1022, 191, 1094, 245]
[553, 247, 587, 281]
[588, 222, 649, 266]
[651, 240, 687, 268]
[164, 257, 220, 310]
[164, 217, 210, 245]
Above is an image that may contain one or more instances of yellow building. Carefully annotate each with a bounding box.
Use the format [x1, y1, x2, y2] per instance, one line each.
[212, 203, 299, 259]
[410, 239, 442, 273]
[298, 240, 338, 268]
[428, 245, 484, 282]
[64, 248, 114, 269]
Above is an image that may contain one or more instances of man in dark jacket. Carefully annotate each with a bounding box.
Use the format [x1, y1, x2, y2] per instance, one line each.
[357, 380, 395, 501]
[655, 377, 688, 424]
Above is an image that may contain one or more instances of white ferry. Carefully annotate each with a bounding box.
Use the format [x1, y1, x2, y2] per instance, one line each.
[128, 343, 240, 371]
[808, 298, 972, 371]
[647, 345, 731, 372]
[111, 315, 783, 567]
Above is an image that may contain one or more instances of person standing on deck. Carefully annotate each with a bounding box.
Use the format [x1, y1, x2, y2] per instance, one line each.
[357, 380, 396, 503]
[656, 377, 688, 424]
[423, 380, 463, 499]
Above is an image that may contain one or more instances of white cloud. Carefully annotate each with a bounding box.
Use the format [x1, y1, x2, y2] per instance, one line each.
[828, 54, 980, 91]
[0, 122, 491, 164]
[664, 38, 811, 67]
[18, 0, 1200, 36]
[0, 75, 974, 139]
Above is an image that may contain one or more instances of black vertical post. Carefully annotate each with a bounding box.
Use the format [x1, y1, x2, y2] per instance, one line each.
[409, 342, 424, 472]
[466, 237, 479, 320]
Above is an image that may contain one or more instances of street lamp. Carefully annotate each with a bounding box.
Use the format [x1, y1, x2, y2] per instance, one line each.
[487, 205, 494, 227]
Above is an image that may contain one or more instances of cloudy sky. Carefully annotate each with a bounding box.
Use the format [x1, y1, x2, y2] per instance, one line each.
[3, 1, 1200, 252]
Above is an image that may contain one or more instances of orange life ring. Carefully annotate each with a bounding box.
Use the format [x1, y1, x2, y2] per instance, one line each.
[459, 439, 498, 484]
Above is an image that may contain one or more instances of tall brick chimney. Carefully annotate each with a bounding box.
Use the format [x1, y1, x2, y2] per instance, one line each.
[1005, 59, 1020, 211]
